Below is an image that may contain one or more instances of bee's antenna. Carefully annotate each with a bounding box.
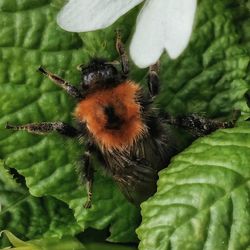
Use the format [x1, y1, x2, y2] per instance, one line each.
[38, 66, 48, 75]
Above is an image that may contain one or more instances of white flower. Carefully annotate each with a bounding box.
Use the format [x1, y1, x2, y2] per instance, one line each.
[57, 0, 197, 68]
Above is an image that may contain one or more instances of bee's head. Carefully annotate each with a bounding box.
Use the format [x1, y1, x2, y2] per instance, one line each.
[78, 59, 122, 90]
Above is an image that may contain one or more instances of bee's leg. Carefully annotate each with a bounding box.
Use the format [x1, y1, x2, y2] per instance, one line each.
[77, 147, 94, 209]
[5, 122, 79, 137]
[147, 61, 160, 98]
[164, 110, 241, 137]
[116, 29, 129, 76]
[38, 66, 83, 99]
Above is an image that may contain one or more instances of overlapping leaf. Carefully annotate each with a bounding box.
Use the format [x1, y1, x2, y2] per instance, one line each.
[137, 124, 250, 250]
[1, 231, 137, 250]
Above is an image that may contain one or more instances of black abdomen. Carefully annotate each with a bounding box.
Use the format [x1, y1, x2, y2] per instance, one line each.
[102, 121, 179, 205]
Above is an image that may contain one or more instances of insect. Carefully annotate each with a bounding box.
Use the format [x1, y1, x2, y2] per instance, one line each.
[6, 31, 237, 208]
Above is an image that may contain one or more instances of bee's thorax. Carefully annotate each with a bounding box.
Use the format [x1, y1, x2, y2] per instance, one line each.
[74, 81, 147, 150]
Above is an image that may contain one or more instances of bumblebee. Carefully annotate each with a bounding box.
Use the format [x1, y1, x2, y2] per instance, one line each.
[6, 31, 236, 208]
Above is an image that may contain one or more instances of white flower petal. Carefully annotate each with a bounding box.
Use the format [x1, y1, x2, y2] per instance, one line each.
[57, 0, 144, 32]
[130, 0, 197, 68]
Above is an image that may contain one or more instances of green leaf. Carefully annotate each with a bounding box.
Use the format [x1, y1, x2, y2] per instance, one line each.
[158, 0, 250, 117]
[0, 231, 85, 250]
[0, 0, 249, 246]
[0, 231, 137, 250]
[0, 0, 140, 243]
[0, 161, 81, 247]
[137, 124, 250, 250]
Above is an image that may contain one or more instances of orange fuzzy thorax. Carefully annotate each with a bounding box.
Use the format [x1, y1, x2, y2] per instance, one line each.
[74, 81, 147, 150]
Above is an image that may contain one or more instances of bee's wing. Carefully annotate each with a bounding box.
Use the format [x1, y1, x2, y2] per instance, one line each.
[106, 134, 178, 205]
[114, 158, 159, 205]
